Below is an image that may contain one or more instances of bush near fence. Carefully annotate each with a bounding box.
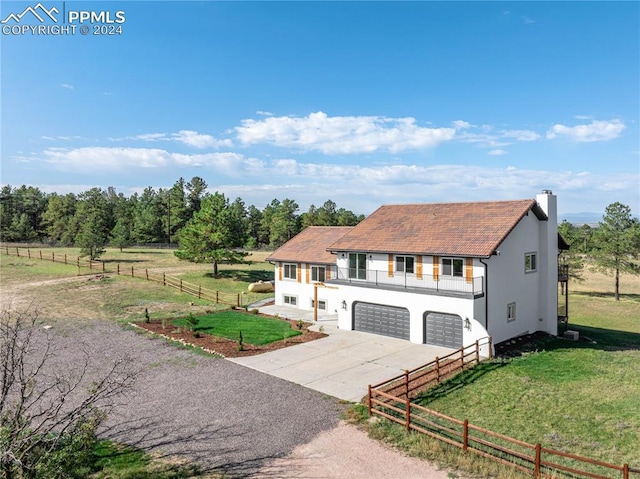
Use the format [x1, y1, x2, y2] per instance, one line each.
[2, 247, 240, 307]
[367, 339, 638, 479]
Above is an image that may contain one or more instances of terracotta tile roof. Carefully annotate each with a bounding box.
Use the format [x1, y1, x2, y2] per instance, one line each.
[266, 226, 353, 264]
[327, 200, 546, 258]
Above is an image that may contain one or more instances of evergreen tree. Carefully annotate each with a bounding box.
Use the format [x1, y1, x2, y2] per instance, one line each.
[174, 192, 247, 276]
[592, 202, 640, 300]
[74, 188, 110, 259]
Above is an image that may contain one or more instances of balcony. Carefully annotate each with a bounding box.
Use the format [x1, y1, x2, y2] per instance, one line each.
[330, 267, 484, 298]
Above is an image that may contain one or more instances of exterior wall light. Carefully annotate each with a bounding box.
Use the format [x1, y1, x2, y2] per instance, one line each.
[341, 300, 347, 310]
[464, 317, 471, 330]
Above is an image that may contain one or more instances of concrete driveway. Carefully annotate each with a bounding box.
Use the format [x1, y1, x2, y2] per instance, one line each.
[229, 305, 455, 402]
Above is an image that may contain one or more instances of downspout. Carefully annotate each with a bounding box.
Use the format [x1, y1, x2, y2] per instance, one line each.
[479, 258, 489, 330]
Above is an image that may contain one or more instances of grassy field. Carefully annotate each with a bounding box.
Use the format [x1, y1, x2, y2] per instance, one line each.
[0, 247, 275, 323]
[173, 310, 302, 345]
[356, 268, 639, 477]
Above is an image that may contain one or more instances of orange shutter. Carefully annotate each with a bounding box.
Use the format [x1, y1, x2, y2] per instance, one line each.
[297, 263, 302, 283]
[466, 257, 473, 284]
[306, 265, 310, 284]
[433, 256, 439, 281]
[388, 254, 394, 277]
[278, 263, 283, 281]
[326, 267, 331, 280]
[416, 255, 423, 280]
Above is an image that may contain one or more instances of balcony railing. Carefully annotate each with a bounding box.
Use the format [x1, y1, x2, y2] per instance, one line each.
[558, 264, 569, 282]
[332, 267, 484, 296]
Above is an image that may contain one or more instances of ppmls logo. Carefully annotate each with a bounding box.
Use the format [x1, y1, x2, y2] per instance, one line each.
[2, 2, 125, 36]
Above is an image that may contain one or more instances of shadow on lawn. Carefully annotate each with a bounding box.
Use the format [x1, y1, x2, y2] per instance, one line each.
[572, 290, 640, 302]
[559, 324, 640, 351]
[206, 269, 274, 282]
[415, 361, 508, 405]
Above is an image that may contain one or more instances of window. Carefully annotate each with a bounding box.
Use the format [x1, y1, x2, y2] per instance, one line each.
[507, 302, 516, 322]
[442, 258, 463, 277]
[283, 295, 297, 306]
[283, 263, 297, 280]
[396, 256, 415, 274]
[349, 253, 367, 280]
[311, 266, 326, 282]
[525, 253, 537, 273]
[311, 299, 327, 311]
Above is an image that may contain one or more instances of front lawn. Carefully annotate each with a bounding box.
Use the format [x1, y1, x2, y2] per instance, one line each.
[172, 310, 302, 345]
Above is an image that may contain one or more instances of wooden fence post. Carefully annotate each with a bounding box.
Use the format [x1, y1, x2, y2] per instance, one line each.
[180, 279, 183, 292]
[16, 247, 20, 257]
[623, 464, 629, 479]
[237, 293, 240, 308]
[405, 396, 411, 432]
[461, 347, 465, 368]
[475, 340, 480, 364]
[39, 250, 42, 260]
[163, 272, 166, 285]
[463, 420, 469, 451]
[117, 264, 120, 275]
[489, 337, 493, 359]
[404, 370, 409, 399]
[52, 252, 55, 262]
[368, 385, 372, 417]
[534, 443, 541, 479]
[27, 248, 30, 259]
[64, 254, 67, 264]
[435, 357, 440, 384]
[216, 291, 219, 304]
[131, 266, 134, 277]
[77, 257, 80, 268]
[102, 261, 105, 272]
[146, 269, 149, 280]
[198, 286, 201, 299]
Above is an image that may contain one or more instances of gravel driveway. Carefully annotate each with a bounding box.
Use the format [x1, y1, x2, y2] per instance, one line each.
[43, 319, 345, 477]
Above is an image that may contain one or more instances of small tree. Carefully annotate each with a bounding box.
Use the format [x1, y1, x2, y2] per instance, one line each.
[0, 308, 137, 478]
[591, 202, 640, 300]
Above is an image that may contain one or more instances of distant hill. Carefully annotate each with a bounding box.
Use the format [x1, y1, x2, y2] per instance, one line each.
[559, 212, 601, 225]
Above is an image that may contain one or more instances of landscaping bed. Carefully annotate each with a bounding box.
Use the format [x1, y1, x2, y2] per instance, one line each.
[135, 312, 327, 358]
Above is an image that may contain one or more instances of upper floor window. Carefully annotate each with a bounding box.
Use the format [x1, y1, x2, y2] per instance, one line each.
[349, 253, 367, 280]
[442, 258, 463, 277]
[283, 263, 297, 280]
[395, 256, 415, 274]
[311, 265, 326, 282]
[525, 252, 537, 273]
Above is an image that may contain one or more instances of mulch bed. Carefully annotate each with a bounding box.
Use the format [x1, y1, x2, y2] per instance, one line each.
[134, 316, 327, 358]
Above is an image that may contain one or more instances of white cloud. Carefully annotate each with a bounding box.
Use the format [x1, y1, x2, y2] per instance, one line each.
[236, 111, 456, 154]
[61, 83, 74, 90]
[501, 129, 540, 141]
[453, 120, 472, 129]
[172, 130, 233, 149]
[488, 149, 507, 156]
[256, 110, 274, 117]
[42, 147, 172, 170]
[546, 119, 626, 142]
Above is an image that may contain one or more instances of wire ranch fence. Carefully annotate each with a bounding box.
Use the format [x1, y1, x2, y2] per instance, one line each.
[2, 246, 240, 307]
[367, 338, 638, 479]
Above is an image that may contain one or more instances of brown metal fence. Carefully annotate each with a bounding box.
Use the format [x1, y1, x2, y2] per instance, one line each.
[2, 246, 240, 307]
[368, 340, 638, 479]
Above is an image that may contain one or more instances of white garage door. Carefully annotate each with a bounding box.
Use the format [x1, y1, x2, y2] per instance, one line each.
[353, 302, 410, 340]
[424, 312, 463, 348]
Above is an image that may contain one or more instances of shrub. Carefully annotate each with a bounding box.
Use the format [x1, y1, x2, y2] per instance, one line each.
[185, 312, 198, 333]
[296, 319, 304, 330]
[250, 309, 259, 315]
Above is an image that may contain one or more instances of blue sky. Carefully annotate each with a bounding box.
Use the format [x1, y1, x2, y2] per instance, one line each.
[1, 1, 638, 218]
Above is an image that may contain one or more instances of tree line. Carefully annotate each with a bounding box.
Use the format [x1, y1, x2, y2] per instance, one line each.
[0, 177, 364, 254]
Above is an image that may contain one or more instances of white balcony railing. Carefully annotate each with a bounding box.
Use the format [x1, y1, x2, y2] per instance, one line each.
[333, 267, 484, 296]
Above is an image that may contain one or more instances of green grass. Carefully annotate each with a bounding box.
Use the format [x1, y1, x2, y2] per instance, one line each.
[355, 269, 640, 477]
[90, 440, 210, 478]
[172, 310, 301, 345]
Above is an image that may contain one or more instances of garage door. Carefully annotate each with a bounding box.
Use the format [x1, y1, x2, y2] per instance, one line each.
[424, 312, 463, 348]
[353, 302, 410, 340]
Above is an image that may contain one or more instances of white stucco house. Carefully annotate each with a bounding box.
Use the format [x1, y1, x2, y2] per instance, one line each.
[266, 190, 568, 349]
